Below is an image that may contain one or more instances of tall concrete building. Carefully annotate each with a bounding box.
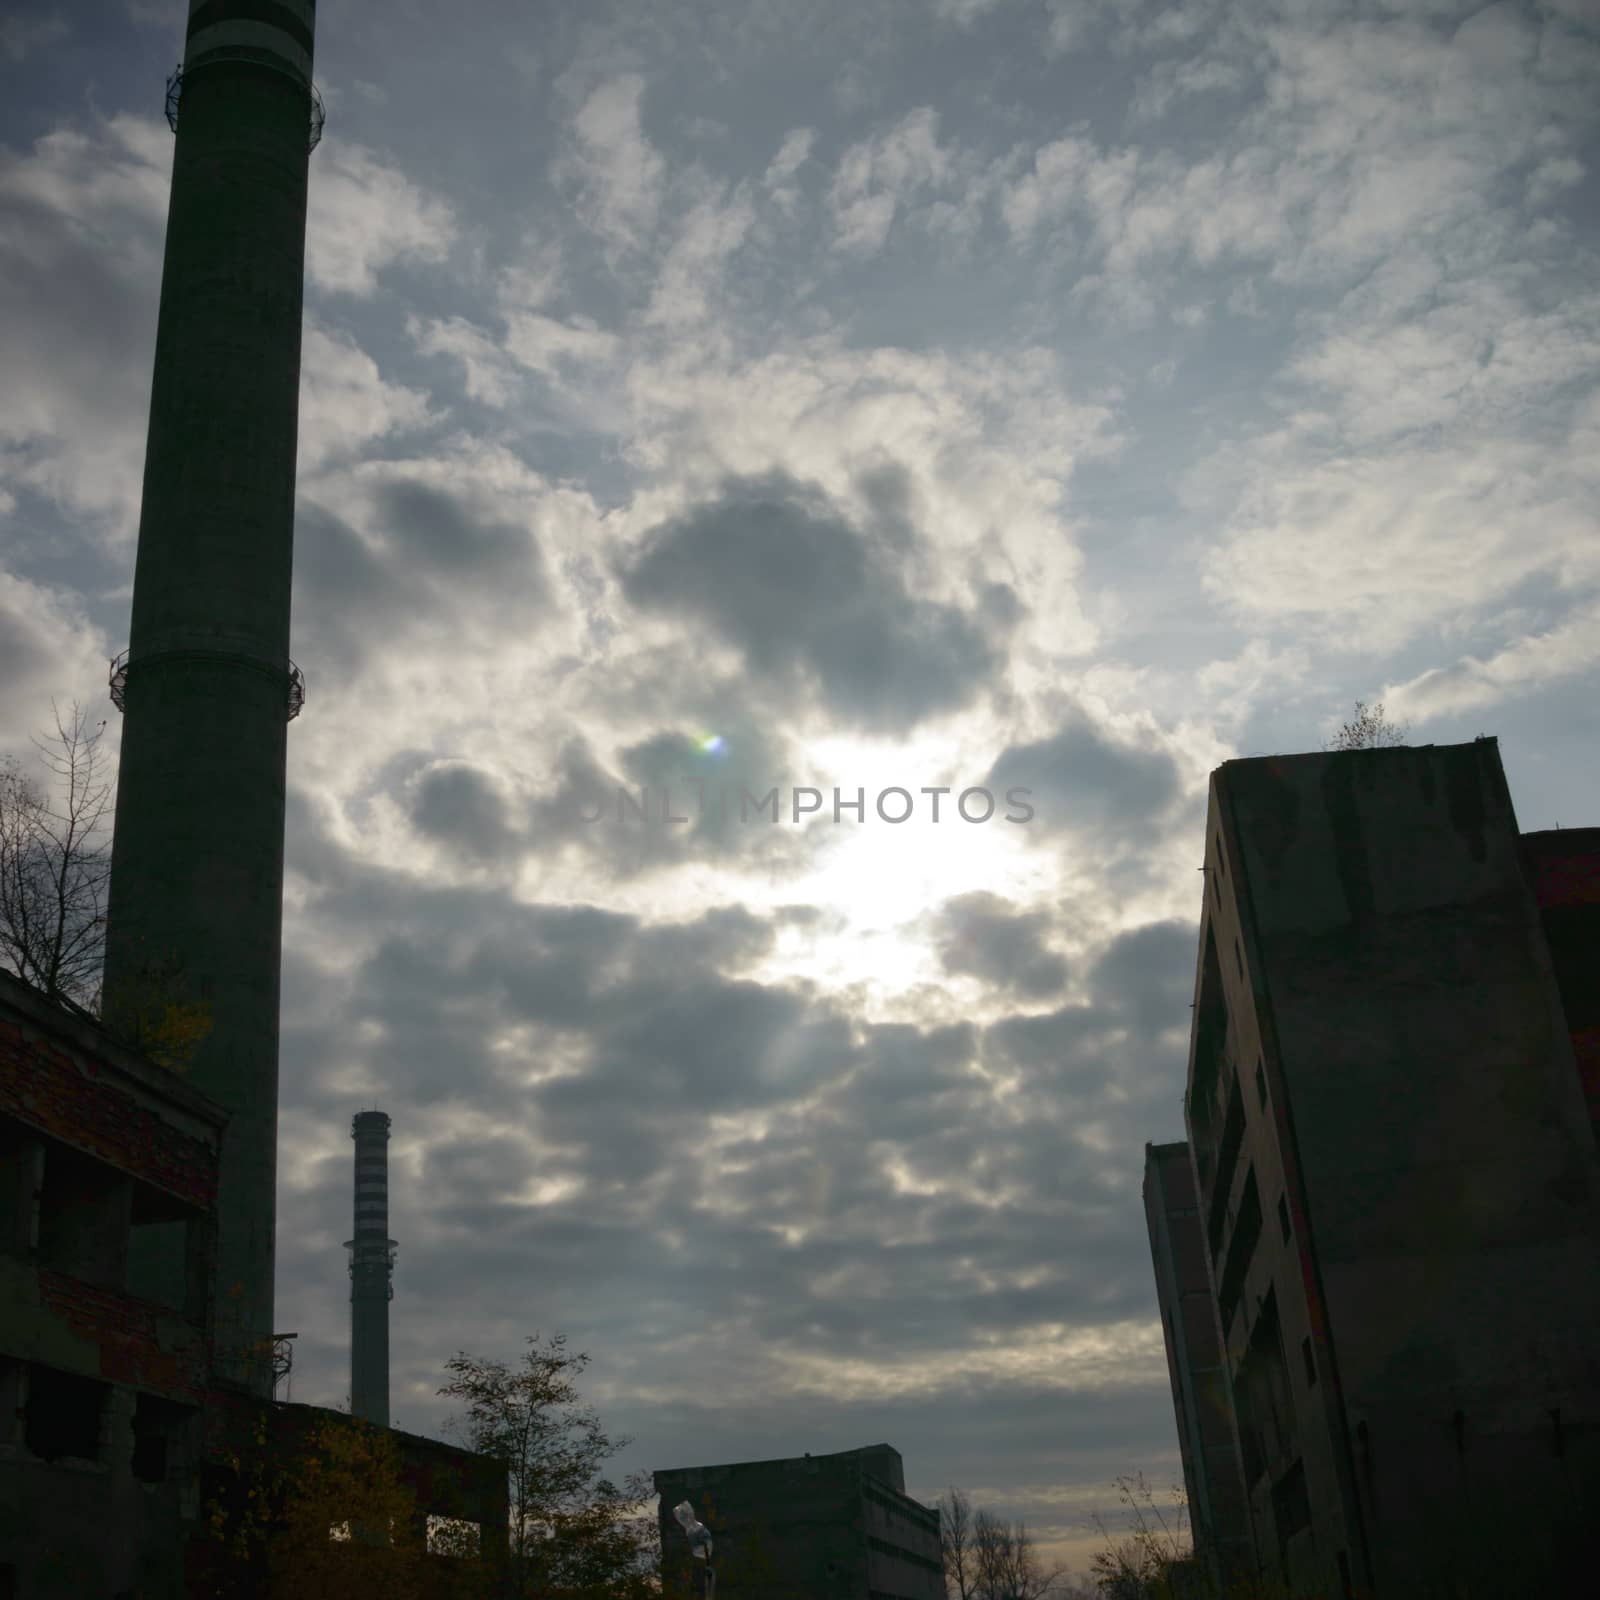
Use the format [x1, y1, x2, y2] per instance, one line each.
[1143, 1141, 1253, 1590]
[653, 1443, 943, 1599]
[345, 1110, 397, 1427]
[102, 0, 318, 1395]
[1183, 739, 1600, 1597]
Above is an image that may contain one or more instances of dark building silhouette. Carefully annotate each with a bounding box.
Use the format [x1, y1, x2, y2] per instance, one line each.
[0, 968, 508, 1596]
[653, 1443, 943, 1599]
[1144, 1140, 1253, 1590]
[103, 0, 319, 1396]
[346, 1110, 397, 1427]
[0, 6, 517, 1592]
[1178, 739, 1600, 1597]
[1519, 827, 1600, 1147]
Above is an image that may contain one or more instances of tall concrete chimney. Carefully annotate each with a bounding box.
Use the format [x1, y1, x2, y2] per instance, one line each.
[345, 1110, 396, 1427]
[103, 1, 319, 1394]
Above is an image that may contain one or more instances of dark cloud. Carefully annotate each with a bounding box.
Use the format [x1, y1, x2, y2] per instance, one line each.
[853, 459, 918, 556]
[523, 722, 829, 881]
[0, 594, 46, 687]
[291, 481, 549, 680]
[409, 761, 520, 861]
[934, 891, 1069, 999]
[1090, 919, 1196, 1037]
[618, 471, 1001, 732]
[291, 501, 404, 676]
[987, 707, 1183, 841]
[374, 478, 549, 599]
[979, 580, 1023, 631]
[636, 904, 776, 973]
[0, 165, 162, 437]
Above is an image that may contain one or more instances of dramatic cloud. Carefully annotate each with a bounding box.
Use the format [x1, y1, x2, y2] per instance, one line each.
[987, 708, 1185, 842]
[620, 472, 1001, 732]
[8, 0, 1597, 1578]
[935, 891, 1069, 1000]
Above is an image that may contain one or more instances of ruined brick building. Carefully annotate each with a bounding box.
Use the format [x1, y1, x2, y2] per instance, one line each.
[0, 967, 508, 1597]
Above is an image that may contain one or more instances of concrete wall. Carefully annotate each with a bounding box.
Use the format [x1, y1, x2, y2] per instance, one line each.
[655, 1444, 941, 1599]
[1189, 742, 1600, 1597]
[1144, 1141, 1254, 1588]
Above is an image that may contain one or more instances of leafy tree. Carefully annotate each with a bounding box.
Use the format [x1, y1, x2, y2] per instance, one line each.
[197, 1404, 486, 1599]
[1325, 700, 1410, 751]
[0, 700, 111, 1010]
[267, 1412, 429, 1598]
[438, 1331, 659, 1598]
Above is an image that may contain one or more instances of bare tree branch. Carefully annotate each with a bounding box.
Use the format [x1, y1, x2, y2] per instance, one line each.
[1325, 699, 1410, 752]
[940, 1486, 1078, 1600]
[0, 700, 112, 1010]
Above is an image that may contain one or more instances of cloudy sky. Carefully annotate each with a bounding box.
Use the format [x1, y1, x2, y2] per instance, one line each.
[4, 0, 1599, 1577]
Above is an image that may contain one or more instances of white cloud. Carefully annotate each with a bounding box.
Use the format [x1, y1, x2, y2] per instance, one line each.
[764, 128, 815, 188]
[0, 572, 107, 750]
[1384, 597, 1600, 721]
[496, 237, 566, 312]
[502, 312, 621, 378]
[1130, 54, 1246, 124]
[306, 144, 455, 297]
[561, 74, 666, 253]
[618, 333, 1120, 687]
[930, 0, 1008, 24]
[1288, 282, 1600, 445]
[0, 114, 169, 534]
[643, 185, 756, 328]
[828, 107, 954, 256]
[1000, 136, 1093, 244]
[1196, 430, 1598, 654]
[408, 314, 525, 408]
[1193, 639, 1314, 735]
[297, 323, 437, 474]
[1042, 0, 1115, 57]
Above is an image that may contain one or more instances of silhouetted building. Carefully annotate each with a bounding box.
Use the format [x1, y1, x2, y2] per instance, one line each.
[1144, 1141, 1253, 1590]
[1520, 827, 1600, 1146]
[346, 1110, 397, 1427]
[104, 0, 319, 1398]
[0, 968, 508, 1598]
[1183, 739, 1600, 1598]
[1, 966, 222, 1596]
[4, 7, 516, 1593]
[653, 1443, 943, 1599]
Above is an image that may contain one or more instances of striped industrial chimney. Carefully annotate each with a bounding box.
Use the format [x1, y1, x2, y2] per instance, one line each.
[103, 1, 319, 1394]
[346, 1111, 397, 1427]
